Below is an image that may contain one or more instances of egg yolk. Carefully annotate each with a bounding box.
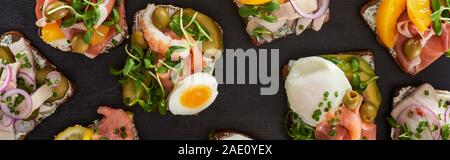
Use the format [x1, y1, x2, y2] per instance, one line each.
[180, 85, 212, 109]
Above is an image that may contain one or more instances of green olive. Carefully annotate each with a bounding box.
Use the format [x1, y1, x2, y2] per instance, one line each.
[343, 90, 363, 111]
[0, 46, 15, 63]
[35, 68, 70, 102]
[122, 79, 138, 106]
[359, 102, 377, 123]
[403, 39, 422, 61]
[45, 1, 69, 21]
[71, 34, 89, 54]
[152, 7, 170, 31]
[131, 30, 149, 49]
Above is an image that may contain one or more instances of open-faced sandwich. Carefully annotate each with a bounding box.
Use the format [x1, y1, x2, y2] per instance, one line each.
[283, 51, 382, 140]
[111, 4, 223, 115]
[208, 129, 256, 140]
[234, 0, 330, 45]
[0, 31, 75, 140]
[362, 0, 450, 75]
[54, 106, 138, 140]
[388, 83, 450, 140]
[35, 0, 127, 59]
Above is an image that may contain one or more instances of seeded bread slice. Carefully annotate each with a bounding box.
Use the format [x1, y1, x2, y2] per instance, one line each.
[0, 31, 76, 140]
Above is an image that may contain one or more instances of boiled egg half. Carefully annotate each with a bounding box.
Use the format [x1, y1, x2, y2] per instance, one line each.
[169, 73, 218, 115]
[285, 57, 352, 126]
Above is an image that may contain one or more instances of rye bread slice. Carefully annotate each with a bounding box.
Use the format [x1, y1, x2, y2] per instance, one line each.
[37, 0, 128, 59]
[390, 84, 450, 139]
[88, 108, 139, 140]
[360, 0, 439, 75]
[234, 1, 330, 46]
[0, 31, 76, 140]
[283, 50, 378, 139]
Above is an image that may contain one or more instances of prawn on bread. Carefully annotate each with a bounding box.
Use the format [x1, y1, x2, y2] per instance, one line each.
[111, 4, 223, 116]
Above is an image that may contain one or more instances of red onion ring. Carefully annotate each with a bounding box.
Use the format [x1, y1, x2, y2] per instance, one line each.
[289, 0, 330, 19]
[1, 113, 13, 127]
[0, 89, 33, 119]
[18, 72, 36, 91]
[396, 105, 441, 140]
[14, 119, 35, 133]
[46, 71, 61, 88]
[397, 21, 413, 38]
[0, 65, 12, 93]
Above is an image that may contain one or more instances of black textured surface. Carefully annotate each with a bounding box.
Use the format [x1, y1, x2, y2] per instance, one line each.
[0, 0, 448, 140]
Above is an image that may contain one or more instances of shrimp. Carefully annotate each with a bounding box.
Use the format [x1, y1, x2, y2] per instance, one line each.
[140, 4, 174, 55]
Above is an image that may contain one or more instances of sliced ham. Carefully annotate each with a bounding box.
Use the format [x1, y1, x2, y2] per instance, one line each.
[85, 0, 126, 59]
[94, 0, 116, 28]
[92, 106, 135, 140]
[315, 121, 350, 140]
[393, 13, 448, 75]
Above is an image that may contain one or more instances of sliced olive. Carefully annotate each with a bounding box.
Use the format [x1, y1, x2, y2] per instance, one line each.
[45, 1, 69, 21]
[152, 7, 170, 31]
[36, 68, 70, 102]
[122, 79, 138, 106]
[175, 8, 224, 54]
[403, 39, 422, 60]
[359, 102, 377, 123]
[343, 90, 363, 111]
[0, 46, 15, 63]
[131, 30, 149, 49]
[71, 34, 89, 54]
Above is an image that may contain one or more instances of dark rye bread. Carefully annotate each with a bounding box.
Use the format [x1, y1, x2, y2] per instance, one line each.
[361, 0, 431, 75]
[282, 50, 376, 80]
[234, 2, 330, 46]
[391, 84, 450, 139]
[0, 31, 76, 140]
[37, 0, 128, 58]
[88, 108, 139, 140]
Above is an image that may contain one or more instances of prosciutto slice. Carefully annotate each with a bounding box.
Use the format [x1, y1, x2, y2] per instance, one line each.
[393, 13, 449, 75]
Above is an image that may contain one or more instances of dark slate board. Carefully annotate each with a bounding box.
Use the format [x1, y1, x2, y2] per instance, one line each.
[0, 0, 448, 140]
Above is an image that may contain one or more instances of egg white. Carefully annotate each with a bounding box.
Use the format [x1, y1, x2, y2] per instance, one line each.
[168, 73, 218, 115]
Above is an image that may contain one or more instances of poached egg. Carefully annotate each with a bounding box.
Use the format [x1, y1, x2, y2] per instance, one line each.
[285, 57, 352, 126]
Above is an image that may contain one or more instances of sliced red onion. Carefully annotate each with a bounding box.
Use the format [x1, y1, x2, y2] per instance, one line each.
[1, 113, 13, 127]
[397, 21, 413, 38]
[14, 119, 35, 133]
[0, 65, 12, 93]
[0, 89, 33, 119]
[46, 71, 61, 87]
[18, 72, 36, 91]
[445, 107, 449, 124]
[289, 0, 330, 19]
[396, 105, 441, 140]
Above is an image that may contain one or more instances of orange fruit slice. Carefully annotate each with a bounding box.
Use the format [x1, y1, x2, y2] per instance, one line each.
[41, 22, 65, 43]
[406, 0, 432, 33]
[238, 0, 272, 5]
[376, 0, 407, 48]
